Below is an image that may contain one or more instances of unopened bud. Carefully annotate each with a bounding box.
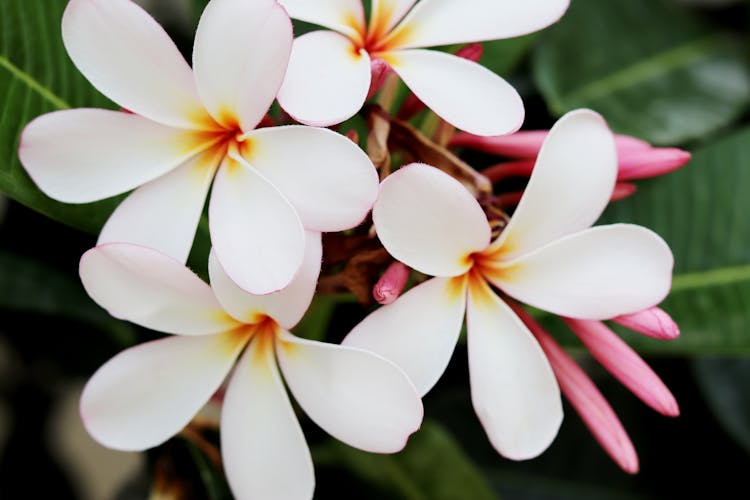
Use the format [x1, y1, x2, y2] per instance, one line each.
[510, 304, 639, 474]
[564, 318, 680, 417]
[617, 148, 691, 181]
[612, 307, 680, 340]
[366, 57, 393, 100]
[610, 182, 637, 202]
[373, 261, 410, 305]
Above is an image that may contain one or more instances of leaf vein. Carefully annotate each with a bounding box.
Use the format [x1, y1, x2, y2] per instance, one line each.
[0, 54, 70, 110]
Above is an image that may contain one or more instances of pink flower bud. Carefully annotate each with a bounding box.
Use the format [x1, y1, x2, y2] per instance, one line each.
[450, 131, 549, 158]
[511, 305, 639, 474]
[564, 318, 680, 417]
[455, 42, 484, 63]
[610, 182, 637, 202]
[451, 131, 689, 182]
[482, 159, 535, 183]
[617, 148, 691, 180]
[373, 262, 410, 305]
[367, 57, 393, 100]
[612, 307, 680, 340]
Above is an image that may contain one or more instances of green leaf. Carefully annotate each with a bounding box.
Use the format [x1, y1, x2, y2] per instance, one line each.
[314, 420, 499, 500]
[693, 357, 750, 455]
[0, 0, 120, 234]
[292, 294, 354, 342]
[190, 0, 210, 24]
[185, 440, 232, 500]
[0, 250, 135, 345]
[481, 34, 538, 77]
[532, 0, 750, 144]
[601, 126, 750, 354]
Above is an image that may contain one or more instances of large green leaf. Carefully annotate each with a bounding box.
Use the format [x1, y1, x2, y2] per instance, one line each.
[601, 126, 750, 354]
[532, 0, 750, 145]
[0, 250, 135, 345]
[693, 357, 750, 455]
[0, 0, 120, 233]
[314, 420, 498, 500]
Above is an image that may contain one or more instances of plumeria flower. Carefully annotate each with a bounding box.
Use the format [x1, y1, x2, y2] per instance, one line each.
[79, 234, 423, 500]
[19, 0, 378, 294]
[276, 0, 570, 135]
[344, 110, 674, 460]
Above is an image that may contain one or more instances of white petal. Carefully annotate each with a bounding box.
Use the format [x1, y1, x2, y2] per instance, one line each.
[369, 0, 418, 40]
[19, 109, 218, 203]
[209, 154, 305, 295]
[276, 330, 423, 453]
[62, 0, 215, 130]
[491, 110, 617, 260]
[208, 231, 322, 329]
[466, 278, 562, 460]
[373, 163, 491, 277]
[79, 244, 238, 335]
[277, 31, 371, 127]
[81, 333, 245, 451]
[388, 0, 569, 49]
[243, 126, 378, 230]
[193, 0, 292, 131]
[344, 277, 467, 396]
[488, 225, 674, 320]
[98, 147, 222, 263]
[277, 0, 365, 40]
[385, 50, 523, 136]
[221, 335, 314, 500]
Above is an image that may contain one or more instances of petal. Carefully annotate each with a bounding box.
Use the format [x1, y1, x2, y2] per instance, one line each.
[18, 109, 218, 203]
[209, 154, 305, 295]
[277, 0, 365, 41]
[243, 126, 378, 230]
[387, 0, 569, 49]
[277, 31, 371, 127]
[193, 0, 292, 130]
[79, 244, 238, 335]
[369, 0, 418, 41]
[490, 110, 617, 260]
[98, 147, 223, 263]
[343, 277, 467, 396]
[208, 231, 322, 329]
[221, 335, 314, 500]
[62, 0, 214, 130]
[373, 163, 491, 277]
[488, 225, 674, 320]
[81, 332, 245, 451]
[276, 330, 423, 453]
[466, 278, 562, 460]
[384, 50, 523, 136]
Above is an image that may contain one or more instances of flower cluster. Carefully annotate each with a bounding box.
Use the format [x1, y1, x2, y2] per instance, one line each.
[17, 0, 688, 498]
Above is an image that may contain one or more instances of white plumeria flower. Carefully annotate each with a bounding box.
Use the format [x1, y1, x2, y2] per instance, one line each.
[344, 110, 674, 460]
[79, 234, 423, 500]
[19, 0, 379, 295]
[276, 0, 569, 135]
